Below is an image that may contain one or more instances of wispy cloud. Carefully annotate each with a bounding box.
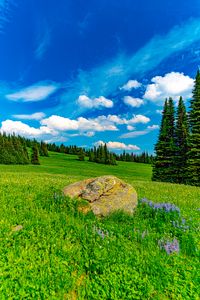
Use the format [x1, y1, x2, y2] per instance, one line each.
[35, 21, 51, 60]
[120, 124, 159, 138]
[0, 0, 16, 33]
[12, 112, 46, 121]
[59, 18, 200, 115]
[6, 81, 59, 102]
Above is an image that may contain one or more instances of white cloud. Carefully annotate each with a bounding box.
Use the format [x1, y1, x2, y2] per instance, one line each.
[0, 113, 152, 141]
[92, 114, 150, 126]
[120, 130, 150, 138]
[129, 114, 150, 124]
[12, 112, 46, 121]
[120, 123, 159, 138]
[35, 21, 51, 60]
[94, 140, 140, 151]
[147, 125, 160, 130]
[144, 72, 194, 102]
[0, 120, 57, 138]
[41, 115, 118, 132]
[127, 125, 135, 131]
[6, 82, 59, 102]
[123, 96, 144, 108]
[120, 80, 142, 91]
[58, 18, 200, 115]
[77, 95, 113, 109]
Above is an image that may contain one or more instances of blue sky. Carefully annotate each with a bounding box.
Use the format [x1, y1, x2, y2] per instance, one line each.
[1, 0, 200, 153]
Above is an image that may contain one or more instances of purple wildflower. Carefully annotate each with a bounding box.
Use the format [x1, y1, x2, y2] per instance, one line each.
[140, 198, 180, 215]
[159, 238, 180, 255]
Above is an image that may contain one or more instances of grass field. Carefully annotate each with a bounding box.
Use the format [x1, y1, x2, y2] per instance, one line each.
[0, 152, 200, 299]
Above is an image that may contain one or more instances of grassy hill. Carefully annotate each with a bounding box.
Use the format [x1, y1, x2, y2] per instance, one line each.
[0, 152, 199, 299]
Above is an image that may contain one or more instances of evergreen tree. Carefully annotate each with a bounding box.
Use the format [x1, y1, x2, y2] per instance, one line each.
[77, 148, 85, 161]
[40, 141, 49, 157]
[174, 97, 189, 183]
[152, 98, 176, 182]
[31, 144, 40, 165]
[187, 70, 200, 186]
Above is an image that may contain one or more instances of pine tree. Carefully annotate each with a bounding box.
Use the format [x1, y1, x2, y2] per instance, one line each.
[174, 97, 189, 183]
[187, 70, 200, 186]
[31, 144, 40, 165]
[40, 141, 49, 157]
[152, 98, 176, 182]
[77, 148, 85, 161]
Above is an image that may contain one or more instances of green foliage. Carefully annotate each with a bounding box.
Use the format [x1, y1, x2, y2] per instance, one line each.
[77, 148, 85, 161]
[31, 144, 40, 165]
[40, 141, 49, 157]
[0, 133, 30, 165]
[174, 97, 189, 183]
[152, 98, 176, 183]
[0, 154, 199, 298]
[116, 151, 154, 164]
[187, 70, 200, 186]
[88, 144, 117, 165]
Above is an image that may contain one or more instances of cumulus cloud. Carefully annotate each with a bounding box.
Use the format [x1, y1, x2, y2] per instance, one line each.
[94, 140, 140, 151]
[58, 18, 200, 116]
[127, 125, 135, 131]
[0, 120, 57, 138]
[91, 114, 150, 127]
[77, 95, 113, 109]
[123, 96, 144, 108]
[144, 72, 194, 102]
[6, 81, 59, 102]
[120, 80, 142, 91]
[12, 112, 46, 121]
[0, 112, 151, 141]
[129, 114, 150, 124]
[41, 115, 118, 132]
[147, 125, 160, 130]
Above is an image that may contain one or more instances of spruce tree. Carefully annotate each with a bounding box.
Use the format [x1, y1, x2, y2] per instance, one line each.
[77, 148, 85, 161]
[40, 141, 49, 157]
[152, 99, 168, 181]
[187, 70, 200, 186]
[31, 144, 40, 165]
[174, 97, 189, 183]
[152, 98, 176, 182]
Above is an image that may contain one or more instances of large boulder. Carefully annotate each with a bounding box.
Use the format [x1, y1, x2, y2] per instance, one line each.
[63, 175, 137, 216]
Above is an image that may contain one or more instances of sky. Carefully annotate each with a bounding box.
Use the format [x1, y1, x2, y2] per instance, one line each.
[1, 0, 200, 153]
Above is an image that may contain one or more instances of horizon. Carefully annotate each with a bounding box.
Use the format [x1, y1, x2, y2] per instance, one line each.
[1, 0, 200, 154]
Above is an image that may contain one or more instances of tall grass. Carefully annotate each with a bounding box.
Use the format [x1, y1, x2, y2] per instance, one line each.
[0, 153, 199, 299]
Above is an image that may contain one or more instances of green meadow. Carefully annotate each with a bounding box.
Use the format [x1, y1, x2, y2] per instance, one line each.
[0, 152, 200, 299]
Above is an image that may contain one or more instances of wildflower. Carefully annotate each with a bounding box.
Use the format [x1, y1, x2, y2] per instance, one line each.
[159, 238, 180, 255]
[140, 198, 180, 215]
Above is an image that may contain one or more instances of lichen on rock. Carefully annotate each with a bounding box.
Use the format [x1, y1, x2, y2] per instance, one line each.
[63, 175, 137, 216]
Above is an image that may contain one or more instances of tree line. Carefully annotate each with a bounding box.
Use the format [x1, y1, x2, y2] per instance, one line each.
[116, 151, 154, 164]
[0, 134, 49, 165]
[152, 70, 200, 186]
